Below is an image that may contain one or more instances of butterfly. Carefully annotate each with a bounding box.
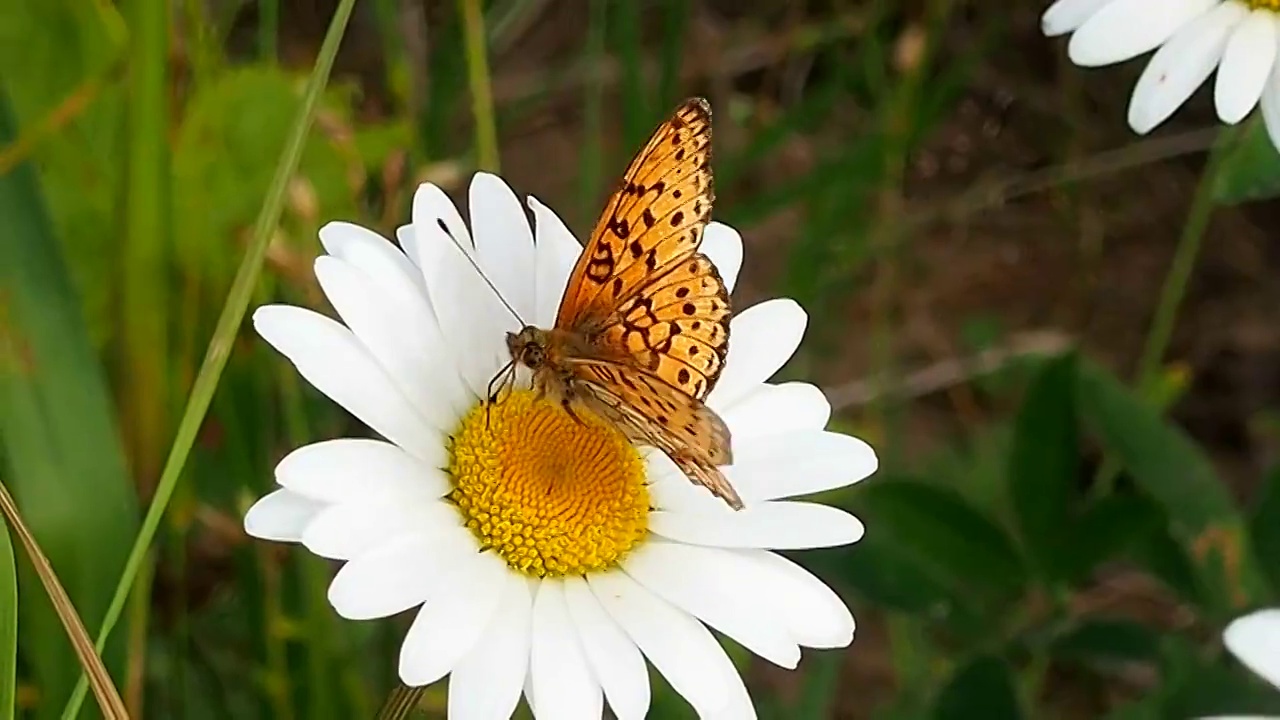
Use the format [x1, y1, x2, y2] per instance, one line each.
[500, 97, 742, 510]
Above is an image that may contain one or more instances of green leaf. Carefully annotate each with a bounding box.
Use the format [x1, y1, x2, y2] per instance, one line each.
[1065, 493, 1163, 584]
[1249, 465, 1280, 596]
[1075, 359, 1236, 536]
[1009, 353, 1078, 582]
[0, 519, 15, 720]
[849, 480, 1027, 611]
[1213, 118, 1280, 205]
[1051, 619, 1160, 668]
[0, 89, 138, 718]
[933, 656, 1022, 720]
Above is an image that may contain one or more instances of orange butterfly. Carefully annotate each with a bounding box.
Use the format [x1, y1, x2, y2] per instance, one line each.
[503, 98, 742, 510]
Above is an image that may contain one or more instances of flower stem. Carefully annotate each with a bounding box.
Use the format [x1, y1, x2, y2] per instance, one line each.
[459, 0, 500, 173]
[58, 0, 359, 716]
[1134, 129, 1234, 395]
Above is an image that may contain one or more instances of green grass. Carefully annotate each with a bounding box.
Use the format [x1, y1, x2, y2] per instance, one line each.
[3, 1, 1280, 718]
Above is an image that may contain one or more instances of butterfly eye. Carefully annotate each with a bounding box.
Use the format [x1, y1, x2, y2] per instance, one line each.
[523, 344, 546, 368]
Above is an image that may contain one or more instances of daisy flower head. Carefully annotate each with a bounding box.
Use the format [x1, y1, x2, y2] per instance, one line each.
[1042, 0, 1280, 142]
[242, 172, 878, 719]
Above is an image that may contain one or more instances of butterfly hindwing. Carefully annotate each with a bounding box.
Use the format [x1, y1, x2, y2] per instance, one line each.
[567, 358, 742, 509]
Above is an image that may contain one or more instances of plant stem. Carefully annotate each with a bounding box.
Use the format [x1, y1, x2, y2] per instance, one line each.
[459, 0, 500, 173]
[59, 0, 359, 716]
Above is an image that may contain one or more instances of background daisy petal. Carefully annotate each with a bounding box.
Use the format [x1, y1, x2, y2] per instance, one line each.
[1216, 10, 1278, 123]
[700, 222, 743, 293]
[720, 382, 831, 437]
[448, 574, 533, 720]
[728, 430, 878, 502]
[471, 173, 537, 321]
[1224, 608, 1280, 689]
[563, 576, 651, 720]
[398, 550, 508, 687]
[737, 549, 856, 648]
[301, 498, 462, 560]
[623, 541, 800, 668]
[1127, 1, 1244, 133]
[243, 489, 324, 542]
[532, 580, 603, 720]
[707, 299, 807, 408]
[253, 305, 439, 456]
[650, 501, 864, 549]
[319, 221, 427, 298]
[587, 571, 729, 717]
[275, 438, 448, 504]
[314, 256, 469, 428]
[413, 187, 517, 397]
[1068, 0, 1216, 67]
[326, 531, 472, 620]
[529, 195, 582, 327]
[1041, 0, 1114, 37]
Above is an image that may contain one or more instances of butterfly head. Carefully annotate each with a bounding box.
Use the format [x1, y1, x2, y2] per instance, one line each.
[506, 325, 552, 370]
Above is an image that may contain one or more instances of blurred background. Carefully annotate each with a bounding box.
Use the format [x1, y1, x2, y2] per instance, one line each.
[4, 0, 1280, 717]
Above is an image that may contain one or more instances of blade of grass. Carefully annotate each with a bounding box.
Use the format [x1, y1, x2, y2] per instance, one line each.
[579, 0, 607, 225]
[0, 514, 14, 720]
[0, 86, 138, 720]
[0, 481, 126, 719]
[458, 0, 499, 172]
[59, 0, 360, 715]
[119, 0, 171, 709]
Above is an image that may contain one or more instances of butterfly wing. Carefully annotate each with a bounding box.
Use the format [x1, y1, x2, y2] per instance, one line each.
[567, 358, 742, 509]
[556, 98, 714, 334]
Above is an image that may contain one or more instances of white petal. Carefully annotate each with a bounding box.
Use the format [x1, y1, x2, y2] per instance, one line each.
[243, 489, 324, 542]
[471, 173, 537, 322]
[562, 576, 650, 720]
[313, 255, 471, 428]
[587, 571, 728, 716]
[650, 501, 864, 549]
[326, 529, 474, 620]
[701, 222, 743, 294]
[720, 382, 831, 438]
[529, 196, 582, 328]
[253, 305, 439, 457]
[413, 185, 516, 397]
[728, 430, 878, 502]
[398, 550, 509, 686]
[1069, 0, 1217, 67]
[736, 549, 855, 648]
[275, 438, 448, 504]
[1217, 10, 1279, 123]
[448, 574, 533, 720]
[1041, 0, 1114, 37]
[707, 299, 807, 409]
[301, 497, 463, 560]
[623, 541, 800, 668]
[319, 221, 426, 299]
[1225, 608, 1280, 689]
[702, 648, 757, 720]
[1264, 64, 1280, 149]
[531, 580, 602, 720]
[395, 224, 422, 271]
[1128, 2, 1247, 134]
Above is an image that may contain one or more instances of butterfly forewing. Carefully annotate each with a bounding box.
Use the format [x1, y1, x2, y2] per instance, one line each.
[556, 98, 714, 332]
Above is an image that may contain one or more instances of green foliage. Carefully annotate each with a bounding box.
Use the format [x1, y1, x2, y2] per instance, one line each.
[0, 90, 138, 718]
[933, 656, 1022, 720]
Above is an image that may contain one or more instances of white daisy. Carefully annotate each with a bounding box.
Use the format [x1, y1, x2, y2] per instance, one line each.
[242, 172, 878, 719]
[1215, 608, 1280, 718]
[1042, 0, 1280, 142]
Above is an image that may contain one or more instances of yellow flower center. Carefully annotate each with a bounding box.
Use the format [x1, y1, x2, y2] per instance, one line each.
[1247, 0, 1280, 10]
[447, 389, 649, 577]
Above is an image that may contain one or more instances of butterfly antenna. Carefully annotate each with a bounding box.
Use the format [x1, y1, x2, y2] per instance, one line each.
[484, 360, 516, 431]
[433, 218, 526, 327]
